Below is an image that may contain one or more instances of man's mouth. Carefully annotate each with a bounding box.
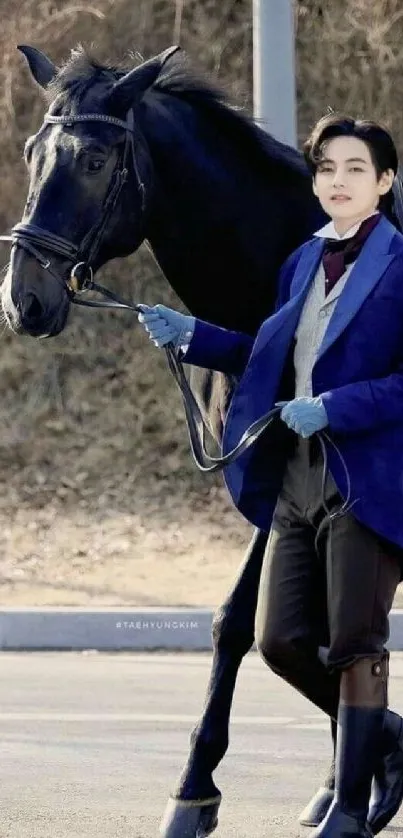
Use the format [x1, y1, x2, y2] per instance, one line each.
[331, 195, 351, 202]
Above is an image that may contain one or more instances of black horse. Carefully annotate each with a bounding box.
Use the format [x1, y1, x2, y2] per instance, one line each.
[2, 45, 401, 838]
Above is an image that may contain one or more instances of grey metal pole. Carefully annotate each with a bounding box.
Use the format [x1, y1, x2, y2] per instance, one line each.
[253, 0, 297, 147]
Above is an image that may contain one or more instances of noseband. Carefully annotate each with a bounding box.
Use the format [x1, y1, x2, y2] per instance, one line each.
[0, 107, 145, 295]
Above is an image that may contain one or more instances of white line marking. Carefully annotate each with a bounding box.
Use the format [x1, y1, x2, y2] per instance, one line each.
[0, 713, 299, 724]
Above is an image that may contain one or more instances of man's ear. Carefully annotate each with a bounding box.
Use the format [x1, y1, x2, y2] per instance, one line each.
[312, 176, 318, 197]
[379, 168, 395, 195]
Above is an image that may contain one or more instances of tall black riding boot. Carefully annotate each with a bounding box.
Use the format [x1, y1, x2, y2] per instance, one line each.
[310, 655, 388, 838]
[368, 708, 403, 833]
[299, 718, 336, 826]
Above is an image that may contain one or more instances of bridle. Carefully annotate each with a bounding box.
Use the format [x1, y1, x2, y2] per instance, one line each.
[0, 104, 355, 548]
[0, 107, 145, 295]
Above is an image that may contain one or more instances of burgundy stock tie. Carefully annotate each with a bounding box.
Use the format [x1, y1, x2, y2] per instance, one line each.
[322, 213, 381, 296]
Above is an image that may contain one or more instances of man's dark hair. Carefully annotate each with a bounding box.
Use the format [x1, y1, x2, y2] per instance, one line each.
[303, 113, 398, 179]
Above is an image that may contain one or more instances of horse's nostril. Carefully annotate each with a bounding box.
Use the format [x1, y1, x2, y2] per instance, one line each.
[21, 293, 43, 322]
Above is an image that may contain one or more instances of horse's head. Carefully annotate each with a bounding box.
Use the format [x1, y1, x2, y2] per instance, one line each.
[1, 44, 179, 337]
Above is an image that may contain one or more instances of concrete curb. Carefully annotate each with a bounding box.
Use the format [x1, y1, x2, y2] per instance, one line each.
[0, 607, 213, 651]
[1, 607, 403, 651]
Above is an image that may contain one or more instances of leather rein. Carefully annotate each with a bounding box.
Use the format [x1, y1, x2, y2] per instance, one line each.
[0, 105, 354, 542]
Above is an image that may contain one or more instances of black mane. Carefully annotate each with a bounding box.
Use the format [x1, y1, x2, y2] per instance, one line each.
[46, 45, 307, 182]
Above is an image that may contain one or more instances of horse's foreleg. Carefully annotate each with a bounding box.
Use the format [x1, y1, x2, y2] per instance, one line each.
[159, 527, 268, 838]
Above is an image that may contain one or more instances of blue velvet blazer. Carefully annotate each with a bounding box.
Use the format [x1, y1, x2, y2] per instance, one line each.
[185, 216, 403, 548]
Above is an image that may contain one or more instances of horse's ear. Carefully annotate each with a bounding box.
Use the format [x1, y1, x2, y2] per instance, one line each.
[108, 46, 181, 112]
[17, 45, 57, 88]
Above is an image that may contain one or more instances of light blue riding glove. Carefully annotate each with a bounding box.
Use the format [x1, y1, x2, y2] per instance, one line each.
[137, 304, 196, 349]
[275, 396, 329, 438]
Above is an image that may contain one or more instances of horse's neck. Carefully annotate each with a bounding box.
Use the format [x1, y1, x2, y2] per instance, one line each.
[145, 187, 265, 331]
[141, 93, 321, 332]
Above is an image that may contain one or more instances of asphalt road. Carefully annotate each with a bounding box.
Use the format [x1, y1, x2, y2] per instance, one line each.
[1, 651, 403, 838]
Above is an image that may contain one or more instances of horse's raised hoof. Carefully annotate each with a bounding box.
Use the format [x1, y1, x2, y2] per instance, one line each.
[159, 793, 221, 838]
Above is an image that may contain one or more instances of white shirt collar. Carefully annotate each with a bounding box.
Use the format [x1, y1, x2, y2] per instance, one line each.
[314, 211, 379, 241]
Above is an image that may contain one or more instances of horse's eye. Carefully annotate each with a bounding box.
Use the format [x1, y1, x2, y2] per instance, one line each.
[87, 158, 106, 173]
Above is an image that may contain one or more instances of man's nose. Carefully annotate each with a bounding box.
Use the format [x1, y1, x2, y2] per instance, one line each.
[332, 169, 346, 187]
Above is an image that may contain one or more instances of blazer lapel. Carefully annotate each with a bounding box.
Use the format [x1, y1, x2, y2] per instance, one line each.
[316, 216, 396, 362]
[250, 238, 325, 357]
[290, 237, 325, 297]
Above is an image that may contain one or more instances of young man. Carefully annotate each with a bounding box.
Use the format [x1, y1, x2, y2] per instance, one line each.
[137, 114, 403, 837]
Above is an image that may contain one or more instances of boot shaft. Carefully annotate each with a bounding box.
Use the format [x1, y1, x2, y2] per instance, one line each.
[336, 655, 388, 816]
[310, 655, 388, 836]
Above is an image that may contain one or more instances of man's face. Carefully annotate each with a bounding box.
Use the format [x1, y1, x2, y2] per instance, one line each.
[313, 135, 393, 227]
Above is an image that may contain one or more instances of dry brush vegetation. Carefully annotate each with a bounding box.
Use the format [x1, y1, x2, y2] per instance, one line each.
[0, 0, 402, 605]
